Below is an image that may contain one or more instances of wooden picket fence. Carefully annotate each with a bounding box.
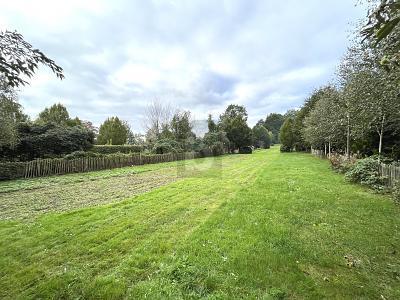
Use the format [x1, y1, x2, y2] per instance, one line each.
[311, 149, 400, 187]
[379, 164, 400, 187]
[9, 152, 206, 179]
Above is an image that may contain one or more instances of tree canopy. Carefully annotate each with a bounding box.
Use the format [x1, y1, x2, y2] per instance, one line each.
[97, 117, 128, 145]
[219, 104, 252, 151]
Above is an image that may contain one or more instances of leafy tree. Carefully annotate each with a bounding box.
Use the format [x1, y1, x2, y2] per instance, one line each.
[280, 118, 295, 152]
[170, 111, 195, 151]
[153, 138, 182, 154]
[344, 69, 400, 157]
[37, 103, 68, 125]
[0, 30, 64, 87]
[292, 87, 332, 151]
[218, 104, 252, 152]
[81, 120, 98, 135]
[264, 113, 285, 143]
[303, 87, 345, 155]
[203, 131, 229, 148]
[0, 79, 28, 146]
[97, 117, 128, 145]
[252, 125, 271, 149]
[362, 0, 400, 68]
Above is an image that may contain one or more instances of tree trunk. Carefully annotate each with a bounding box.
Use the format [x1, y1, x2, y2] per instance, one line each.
[346, 113, 350, 160]
[328, 139, 331, 159]
[378, 115, 385, 161]
[324, 143, 327, 156]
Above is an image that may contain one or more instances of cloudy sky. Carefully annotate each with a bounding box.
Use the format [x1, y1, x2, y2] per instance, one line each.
[1, 0, 367, 132]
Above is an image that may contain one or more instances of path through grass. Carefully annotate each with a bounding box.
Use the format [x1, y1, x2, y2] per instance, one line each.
[0, 147, 399, 299]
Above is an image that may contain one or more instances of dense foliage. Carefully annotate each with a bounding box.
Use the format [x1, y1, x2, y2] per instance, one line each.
[0, 80, 28, 147]
[252, 125, 272, 149]
[0, 123, 94, 161]
[278, 1, 400, 160]
[97, 117, 128, 145]
[262, 113, 285, 144]
[218, 104, 252, 152]
[90, 145, 143, 155]
[279, 118, 295, 152]
[345, 156, 387, 191]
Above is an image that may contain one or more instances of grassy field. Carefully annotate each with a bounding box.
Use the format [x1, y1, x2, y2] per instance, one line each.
[0, 146, 399, 299]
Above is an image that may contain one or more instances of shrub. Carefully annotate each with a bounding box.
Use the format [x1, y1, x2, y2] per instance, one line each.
[211, 142, 225, 156]
[239, 146, 252, 154]
[63, 151, 101, 160]
[329, 154, 356, 173]
[0, 162, 26, 180]
[153, 139, 182, 154]
[280, 145, 292, 152]
[393, 181, 400, 204]
[0, 123, 95, 161]
[197, 148, 212, 158]
[90, 145, 142, 155]
[345, 156, 387, 191]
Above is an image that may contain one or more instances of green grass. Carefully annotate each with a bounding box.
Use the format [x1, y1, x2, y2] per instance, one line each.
[0, 146, 399, 299]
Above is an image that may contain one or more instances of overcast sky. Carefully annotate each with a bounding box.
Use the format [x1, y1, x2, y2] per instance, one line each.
[0, 0, 367, 132]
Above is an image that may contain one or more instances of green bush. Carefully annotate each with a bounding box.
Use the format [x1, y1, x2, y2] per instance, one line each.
[211, 142, 225, 156]
[393, 181, 400, 204]
[153, 139, 182, 154]
[280, 145, 292, 152]
[91, 145, 142, 155]
[63, 151, 101, 160]
[0, 123, 95, 162]
[0, 162, 26, 180]
[329, 154, 356, 173]
[345, 156, 387, 191]
[239, 146, 252, 154]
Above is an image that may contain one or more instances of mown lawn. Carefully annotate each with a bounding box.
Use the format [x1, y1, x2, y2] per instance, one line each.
[0, 146, 399, 299]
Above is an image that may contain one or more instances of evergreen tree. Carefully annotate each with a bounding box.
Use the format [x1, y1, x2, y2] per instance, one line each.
[97, 117, 128, 145]
[280, 118, 295, 152]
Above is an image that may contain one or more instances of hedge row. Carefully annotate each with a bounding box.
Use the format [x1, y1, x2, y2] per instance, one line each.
[0, 162, 26, 180]
[90, 145, 143, 154]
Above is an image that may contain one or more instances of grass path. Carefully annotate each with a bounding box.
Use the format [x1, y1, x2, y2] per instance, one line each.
[0, 147, 399, 299]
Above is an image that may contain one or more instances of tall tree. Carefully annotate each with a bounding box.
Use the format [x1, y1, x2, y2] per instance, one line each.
[0, 80, 28, 146]
[207, 114, 217, 132]
[264, 113, 285, 144]
[37, 103, 70, 126]
[303, 87, 345, 156]
[97, 117, 128, 145]
[143, 100, 173, 143]
[219, 104, 252, 152]
[252, 125, 271, 149]
[170, 111, 195, 151]
[280, 118, 295, 151]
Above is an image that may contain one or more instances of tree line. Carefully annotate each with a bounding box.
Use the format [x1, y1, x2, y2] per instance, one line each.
[0, 90, 282, 161]
[279, 0, 400, 160]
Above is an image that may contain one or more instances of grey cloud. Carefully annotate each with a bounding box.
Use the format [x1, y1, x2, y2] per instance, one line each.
[2, 0, 366, 132]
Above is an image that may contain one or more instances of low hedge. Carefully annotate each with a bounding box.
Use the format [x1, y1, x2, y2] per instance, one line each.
[0, 162, 26, 180]
[239, 146, 253, 154]
[90, 145, 143, 155]
[63, 151, 102, 160]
